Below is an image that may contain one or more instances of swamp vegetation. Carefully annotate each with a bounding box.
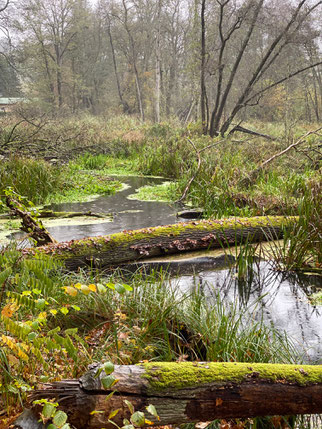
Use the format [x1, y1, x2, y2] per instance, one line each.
[0, 116, 321, 428]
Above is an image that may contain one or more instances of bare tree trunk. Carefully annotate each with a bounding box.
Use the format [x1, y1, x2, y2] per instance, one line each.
[200, 0, 207, 133]
[155, 0, 162, 122]
[107, 15, 130, 114]
[219, 0, 321, 135]
[210, 0, 264, 137]
[122, 0, 144, 121]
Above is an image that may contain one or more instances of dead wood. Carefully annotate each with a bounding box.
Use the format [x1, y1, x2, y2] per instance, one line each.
[28, 216, 298, 270]
[5, 196, 57, 246]
[240, 127, 322, 188]
[18, 362, 322, 429]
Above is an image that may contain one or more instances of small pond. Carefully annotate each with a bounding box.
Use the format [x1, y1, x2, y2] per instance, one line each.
[41, 176, 181, 242]
[7, 175, 322, 363]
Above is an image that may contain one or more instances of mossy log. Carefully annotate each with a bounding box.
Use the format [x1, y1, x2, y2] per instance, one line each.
[30, 216, 298, 270]
[25, 362, 322, 429]
[6, 196, 57, 246]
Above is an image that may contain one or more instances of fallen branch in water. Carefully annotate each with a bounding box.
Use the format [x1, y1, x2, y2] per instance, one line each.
[26, 216, 298, 270]
[5, 196, 57, 246]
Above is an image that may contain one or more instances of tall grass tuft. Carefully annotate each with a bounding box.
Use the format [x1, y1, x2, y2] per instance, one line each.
[264, 179, 321, 272]
[0, 157, 63, 207]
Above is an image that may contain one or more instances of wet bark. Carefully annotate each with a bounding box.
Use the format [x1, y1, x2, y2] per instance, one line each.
[31, 216, 298, 270]
[5, 197, 57, 246]
[20, 362, 322, 429]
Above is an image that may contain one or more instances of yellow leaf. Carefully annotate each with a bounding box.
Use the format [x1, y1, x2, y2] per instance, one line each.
[17, 348, 29, 362]
[74, 283, 82, 289]
[1, 302, 18, 318]
[80, 285, 91, 295]
[64, 286, 78, 297]
[88, 284, 97, 292]
[108, 409, 120, 419]
[38, 312, 47, 321]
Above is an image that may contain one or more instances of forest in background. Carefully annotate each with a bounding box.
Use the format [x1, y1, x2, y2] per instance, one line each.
[0, 0, 321, 131]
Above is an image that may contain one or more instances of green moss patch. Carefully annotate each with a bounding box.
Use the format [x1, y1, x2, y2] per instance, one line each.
[127, 181, 180, 202]
[38, 216, 298, 260]
[140, 362, 322, 390]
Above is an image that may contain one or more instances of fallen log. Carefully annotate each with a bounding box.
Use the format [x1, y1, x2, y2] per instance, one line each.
[5, 196, 57, 246]
[19, 362, 322, 429]
[28, 216, 298, 270]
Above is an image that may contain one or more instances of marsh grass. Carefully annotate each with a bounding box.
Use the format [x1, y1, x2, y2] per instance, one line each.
[263, 180, 321, 272]
[0, 157, 63, 206]
[127, 181, 180, 202]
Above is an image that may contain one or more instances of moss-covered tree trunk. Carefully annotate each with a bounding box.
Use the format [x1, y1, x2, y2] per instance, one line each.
[30, 216, 298, 270]
[26, 362, 322, 429]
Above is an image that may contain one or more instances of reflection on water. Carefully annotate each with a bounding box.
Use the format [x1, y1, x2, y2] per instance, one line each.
[9, 175, 322, 363]
[13, 176, 181, 242]
[167, 260, 322, 363]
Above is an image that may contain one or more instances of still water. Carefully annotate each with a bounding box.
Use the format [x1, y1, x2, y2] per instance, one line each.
[12, 175, 322, 363]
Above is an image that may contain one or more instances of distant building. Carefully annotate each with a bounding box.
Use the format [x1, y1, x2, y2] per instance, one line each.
[0, 97, 25, 113]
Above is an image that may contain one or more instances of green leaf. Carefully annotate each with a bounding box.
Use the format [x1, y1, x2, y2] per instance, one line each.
[106, 282, 115, 290]
[101, 375, 118, 389]
[121, 283, 133, 292]
[105, 391, 115, 400]
[27, 332, 37, 341]
[124, 400, 134, 414]
[130, 411, 145, 427]
[97, 283, 107, 293]
[42, 403, 56, 418]
[39, 376, 50, 383]
[60, 307, 69, 315]
[122, 425, 135, 429]
[146, 404, 159, 419]
[102, 361, 114, 375]
[71, 305, 80, 311]
[115, 284, 126, 294]
[47, 425, 57, 429]
[36, 298, 46, 310]
[53, 410, 68, 427]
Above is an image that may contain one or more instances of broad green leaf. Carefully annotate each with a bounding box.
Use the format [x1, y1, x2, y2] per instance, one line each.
[27, 332, 37, 341]
[36, 299, 46, 310]
[102, 361, 114, 375]
[121, 283, 133, 292]
[130, 411, 145, 427]
[115, 284, 126, 294]
[97, 283, 107, 293]
[101, 375, 118, 389]
[60, 307, 69, 315]
[53, 410, 68, 427]
[146, 404, 159, 420]
[42, 403, 56, 418]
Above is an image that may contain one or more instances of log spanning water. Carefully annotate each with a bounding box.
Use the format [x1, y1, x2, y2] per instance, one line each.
[15, 362, 322, 429]
[27, 216, 298, 270]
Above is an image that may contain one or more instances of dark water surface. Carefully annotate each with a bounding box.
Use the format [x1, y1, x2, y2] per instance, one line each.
[45, 176, 181, 241]
[13, 175, 322, 362]
[166, 260, 322, 363]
